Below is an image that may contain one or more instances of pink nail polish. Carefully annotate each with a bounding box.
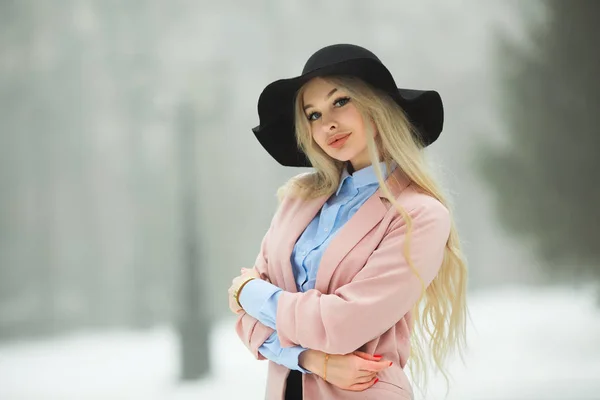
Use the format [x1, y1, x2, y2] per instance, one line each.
[389, 362, 393, 366]
[374, 354, 383, 358]
[374, 378, 379, 384]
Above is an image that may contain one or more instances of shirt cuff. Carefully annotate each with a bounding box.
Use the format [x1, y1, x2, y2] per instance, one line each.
[258, 332, 312, 374]
[287, 347, 312, 374]
[238, 278, 282, 329]
[284, 346, 312, 374]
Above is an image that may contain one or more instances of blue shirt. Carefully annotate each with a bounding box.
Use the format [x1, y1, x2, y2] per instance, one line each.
[239, 161, 394, 372]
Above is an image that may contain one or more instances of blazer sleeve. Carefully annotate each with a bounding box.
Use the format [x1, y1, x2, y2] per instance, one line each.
[275, 198, 452, 354]
[234, 220, 277, 360]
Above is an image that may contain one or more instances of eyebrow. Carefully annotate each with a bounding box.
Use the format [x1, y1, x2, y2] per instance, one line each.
[303, 88, 338, 111]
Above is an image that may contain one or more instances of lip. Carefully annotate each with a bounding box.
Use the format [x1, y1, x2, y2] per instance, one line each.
[327, 132, 352, 147]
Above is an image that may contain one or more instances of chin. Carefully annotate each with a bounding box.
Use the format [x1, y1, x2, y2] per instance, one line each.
[328, 156, 352, 165]
[327, 149, 358, 163]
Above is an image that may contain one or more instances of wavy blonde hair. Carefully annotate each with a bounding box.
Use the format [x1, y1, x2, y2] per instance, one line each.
[278, 76, 468, 396]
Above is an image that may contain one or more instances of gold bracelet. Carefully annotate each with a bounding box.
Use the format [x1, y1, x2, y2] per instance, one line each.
[323, 353, 330, 382]
[234, 277, 256, 309]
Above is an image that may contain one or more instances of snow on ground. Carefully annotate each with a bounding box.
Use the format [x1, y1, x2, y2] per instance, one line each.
[1, 285, 599, 400]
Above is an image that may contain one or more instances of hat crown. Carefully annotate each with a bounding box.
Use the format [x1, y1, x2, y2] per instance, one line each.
[302, 44, 382, 74]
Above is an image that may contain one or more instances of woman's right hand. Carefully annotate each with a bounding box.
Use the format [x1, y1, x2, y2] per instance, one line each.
[299, 349, 391, 391]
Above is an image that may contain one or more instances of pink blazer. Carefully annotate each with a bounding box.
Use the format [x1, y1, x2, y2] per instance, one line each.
[236, 171, 451, 399]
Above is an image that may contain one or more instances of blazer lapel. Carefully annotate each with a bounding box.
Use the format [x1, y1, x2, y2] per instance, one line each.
[279, 194, 328, 292]
[314, 169, 411, 293]
[314, 194, 388, 293]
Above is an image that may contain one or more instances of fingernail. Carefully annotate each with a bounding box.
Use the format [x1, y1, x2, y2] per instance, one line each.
[374, 378, 379, 384]
[374, 354, 383, 358]
[389, 362, 393, 366]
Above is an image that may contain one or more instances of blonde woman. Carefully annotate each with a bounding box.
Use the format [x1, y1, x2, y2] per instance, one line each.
[228, 44, 468, 400]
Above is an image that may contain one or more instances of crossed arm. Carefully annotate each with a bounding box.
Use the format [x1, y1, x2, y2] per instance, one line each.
[232, 200, 450, 380]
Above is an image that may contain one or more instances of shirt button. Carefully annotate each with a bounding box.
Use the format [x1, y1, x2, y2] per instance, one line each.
[324, 228, 329, 232]
[302, 251, 307, 256]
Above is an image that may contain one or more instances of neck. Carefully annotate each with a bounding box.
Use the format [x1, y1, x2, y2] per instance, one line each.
[349, 158, 373, 173]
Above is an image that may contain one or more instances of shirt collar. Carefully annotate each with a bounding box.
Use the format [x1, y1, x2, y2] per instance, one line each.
[335, 161, 397, 196]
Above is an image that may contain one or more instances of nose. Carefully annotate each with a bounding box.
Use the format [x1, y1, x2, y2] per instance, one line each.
[320, 114, 338, 133]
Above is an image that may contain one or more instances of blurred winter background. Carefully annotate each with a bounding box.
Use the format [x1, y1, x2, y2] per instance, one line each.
[1, 1, 599, 399]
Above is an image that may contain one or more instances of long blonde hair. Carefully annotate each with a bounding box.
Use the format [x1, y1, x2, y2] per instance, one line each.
[279, 76, 468, 395]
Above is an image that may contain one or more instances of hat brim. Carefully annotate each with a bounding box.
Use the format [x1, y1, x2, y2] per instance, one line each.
[252, 58, 443, 167]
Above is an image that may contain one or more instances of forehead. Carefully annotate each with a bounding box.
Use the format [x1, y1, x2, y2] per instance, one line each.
[301, 77, 337, 104]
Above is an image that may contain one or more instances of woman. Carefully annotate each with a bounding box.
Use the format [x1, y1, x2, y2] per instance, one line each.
[228, 44, 468, 399]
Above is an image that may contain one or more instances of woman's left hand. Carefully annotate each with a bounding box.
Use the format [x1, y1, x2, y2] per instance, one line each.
[228, 267, 261, 314]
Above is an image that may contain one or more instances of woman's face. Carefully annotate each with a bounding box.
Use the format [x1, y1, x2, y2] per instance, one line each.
[301, 77, 374, 171]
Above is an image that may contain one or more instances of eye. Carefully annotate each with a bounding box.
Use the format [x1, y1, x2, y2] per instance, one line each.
[333, 96, 350, 107]
[306, 111, 321, 121]
[305, 97, 350, 121]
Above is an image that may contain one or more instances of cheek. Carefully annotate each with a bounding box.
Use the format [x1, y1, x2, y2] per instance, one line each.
[311, 129, 326, 147]
[352, 110, 367, 131]
[348, 114, 368, 141]
[343, 107, 365, 132]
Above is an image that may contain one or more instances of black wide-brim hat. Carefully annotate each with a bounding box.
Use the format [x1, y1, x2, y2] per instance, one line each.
[252, 44, 444, 167]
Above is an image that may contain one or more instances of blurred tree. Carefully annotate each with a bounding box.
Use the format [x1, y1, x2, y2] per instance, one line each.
[176, 100, 210, 379]
[479, 1, 600, 282]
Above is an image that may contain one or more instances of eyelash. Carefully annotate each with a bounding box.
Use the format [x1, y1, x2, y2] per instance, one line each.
[307, 96, 351, 121]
